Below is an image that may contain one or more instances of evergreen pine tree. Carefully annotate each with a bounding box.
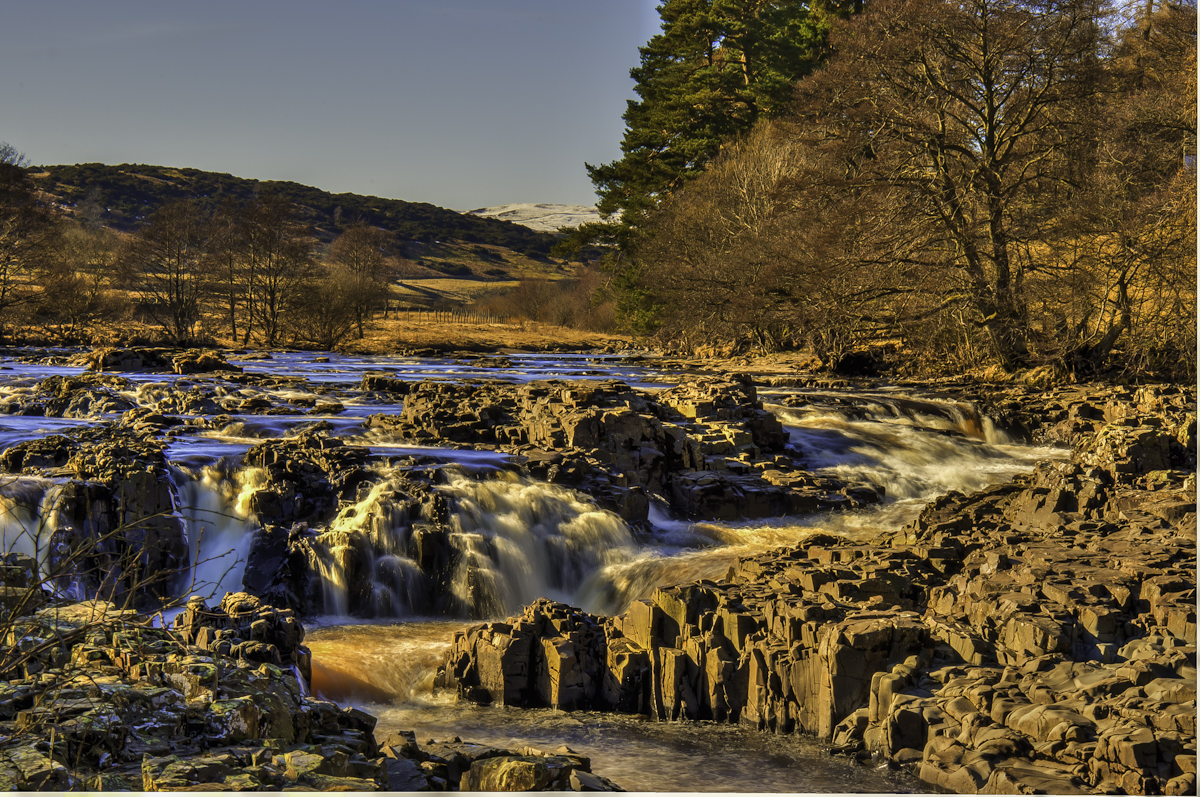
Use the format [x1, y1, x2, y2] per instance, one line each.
[558, 0, 852, 333]
[586, 0, 838, 230]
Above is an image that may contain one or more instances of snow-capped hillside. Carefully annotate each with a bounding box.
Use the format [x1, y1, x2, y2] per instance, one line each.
[462, 203, 602, 232]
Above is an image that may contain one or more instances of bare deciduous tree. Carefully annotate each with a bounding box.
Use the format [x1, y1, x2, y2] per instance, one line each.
[0, 144, 57, 343]
[325, 225, 393, 338]
[241, 194, 313, 347]
[121, 200, 211, 345]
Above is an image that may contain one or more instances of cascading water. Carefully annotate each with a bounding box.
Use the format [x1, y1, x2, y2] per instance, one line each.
[441, 471, 636, 617]
[0, 476, 63, 580]
[172, 463, 266, 602]
[0, 352, 1071, 792]
[575, 395, 1067, 616]
[307, 468, 637, 620]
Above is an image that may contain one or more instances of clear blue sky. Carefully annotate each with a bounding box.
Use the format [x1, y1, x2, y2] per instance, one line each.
[1, 1, 659, 209]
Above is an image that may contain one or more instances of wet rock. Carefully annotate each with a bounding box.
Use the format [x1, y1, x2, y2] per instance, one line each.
[31, 374, 135, 418]
[461, 754, 607, 791]
[437, 383, 1197, 795]
[360, 373, 411, 394]
[437, 599, 609, 710]
[243, 432, 373, 525]
[368, 376, 872, 522]
[0, 427, 189, 607]
[70, 346, 240, 375]
[170, 350, 242, 375]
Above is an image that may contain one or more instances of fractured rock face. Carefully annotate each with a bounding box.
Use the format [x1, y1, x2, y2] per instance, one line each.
[0, 428, 189, 608]
[367, 376, 877, 523]
[0, 597, 385, 791]
[243, 432, 373, 525]
[436, 384, 1197, 795]
[69, 346, 241, 376]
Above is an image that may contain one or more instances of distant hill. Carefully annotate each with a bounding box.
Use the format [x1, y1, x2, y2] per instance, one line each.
[28, 163, 560, 256]
[463, 203, 602, 232]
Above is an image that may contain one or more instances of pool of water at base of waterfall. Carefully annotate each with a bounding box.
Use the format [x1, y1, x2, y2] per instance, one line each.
[370, 700, 924, 793]
[304, 621, 923, 793]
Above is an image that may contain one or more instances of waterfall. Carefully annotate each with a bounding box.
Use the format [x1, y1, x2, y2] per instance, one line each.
[576, 397, 1068, 616]
[312, 476, 431, 618]
[773, 398, 1057, 502]
[441, 471, 636, 617]
[173, 464, 265, 602]
[305, 469, 637, 620]
[0, 476, 62, 578]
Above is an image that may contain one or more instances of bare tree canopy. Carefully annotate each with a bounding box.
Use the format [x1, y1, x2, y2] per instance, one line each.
[631, 0, 1197, 380]
[121, 200, 212, 345]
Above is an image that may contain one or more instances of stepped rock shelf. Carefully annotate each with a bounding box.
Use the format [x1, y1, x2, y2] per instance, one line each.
[436, 383, 1197, 794]
[0, 345, 1193, 791]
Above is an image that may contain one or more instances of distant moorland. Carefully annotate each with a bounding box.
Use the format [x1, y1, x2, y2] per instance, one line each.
[30, 162, 559, 256]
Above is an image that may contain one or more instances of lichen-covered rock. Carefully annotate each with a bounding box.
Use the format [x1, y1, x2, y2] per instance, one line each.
[172, 591, 310, 685]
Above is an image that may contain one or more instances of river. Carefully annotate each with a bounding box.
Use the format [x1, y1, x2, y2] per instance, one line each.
[0, 348, 1067, 792]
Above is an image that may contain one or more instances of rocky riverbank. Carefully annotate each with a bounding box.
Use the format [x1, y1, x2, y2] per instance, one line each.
[435, 384, 1197, 794]
[0, 345, 1193, 792]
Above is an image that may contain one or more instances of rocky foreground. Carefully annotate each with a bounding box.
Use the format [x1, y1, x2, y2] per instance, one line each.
[0, 586, 623, 791]
[436, 384, 1197, 794]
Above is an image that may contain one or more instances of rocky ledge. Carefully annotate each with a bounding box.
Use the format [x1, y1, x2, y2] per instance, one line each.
[0, 588, 623, 791]
[435, 384, 1196, 794]
[365, 375, 882, 524]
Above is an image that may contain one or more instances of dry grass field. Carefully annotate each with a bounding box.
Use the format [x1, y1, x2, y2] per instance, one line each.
[337, 314, 635, 355]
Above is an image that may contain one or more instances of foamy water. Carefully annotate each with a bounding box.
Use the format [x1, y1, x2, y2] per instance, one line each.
[0, 351, 1065, 792]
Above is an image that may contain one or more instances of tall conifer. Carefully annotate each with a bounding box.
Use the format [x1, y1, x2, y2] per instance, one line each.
[586, 0, 837, 230]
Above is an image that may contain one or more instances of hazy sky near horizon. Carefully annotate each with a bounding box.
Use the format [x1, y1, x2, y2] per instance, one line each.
[1, 1, 659, 210]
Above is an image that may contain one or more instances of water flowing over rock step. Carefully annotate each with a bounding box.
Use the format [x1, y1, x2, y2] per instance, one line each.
[364, 374, 885, 525]
[435, 384, 1197, 795]
[0, 348, 1193, 790]
[2, 369, 906, 622]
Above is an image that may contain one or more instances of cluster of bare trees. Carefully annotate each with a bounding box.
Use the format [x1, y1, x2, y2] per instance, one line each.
[476, 267, 617, 331]
[634, 0, 1196, 380]
[0, 156, 397, 349]
[121, 197, 397, 348]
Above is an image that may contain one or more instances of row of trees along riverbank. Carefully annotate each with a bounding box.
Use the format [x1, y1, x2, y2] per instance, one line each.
[0, 162, 389, 350]
[0, 148, 612, 350]
[562, 0, 1196, 383]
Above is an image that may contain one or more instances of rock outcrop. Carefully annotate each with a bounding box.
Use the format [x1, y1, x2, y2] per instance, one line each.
[70, 346, 242, 375]
[0, 428, 188, 607]
[0, 596, 624, 791]
[242, 432, 374, 525]
[375, 731, 623, 792]
[436, 386, 1197, 794]
[367, 376, 880, 524]
[0, 598, 380, 790]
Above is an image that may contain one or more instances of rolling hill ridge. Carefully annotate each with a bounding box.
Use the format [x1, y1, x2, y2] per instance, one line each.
[29, 162, 560, 256]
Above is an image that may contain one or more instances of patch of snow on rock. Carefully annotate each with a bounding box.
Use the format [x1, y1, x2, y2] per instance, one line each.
[462, 203, 603, 233]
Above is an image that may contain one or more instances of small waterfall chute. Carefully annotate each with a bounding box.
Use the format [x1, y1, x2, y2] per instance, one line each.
[316, 476, 428, 618]
[774, 398, 1060, 502]
[440, 470, 637, 616]
[173, 464, 265, 602]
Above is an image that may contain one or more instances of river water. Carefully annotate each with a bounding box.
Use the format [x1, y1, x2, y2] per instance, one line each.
[0, 349, 1067, 792]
